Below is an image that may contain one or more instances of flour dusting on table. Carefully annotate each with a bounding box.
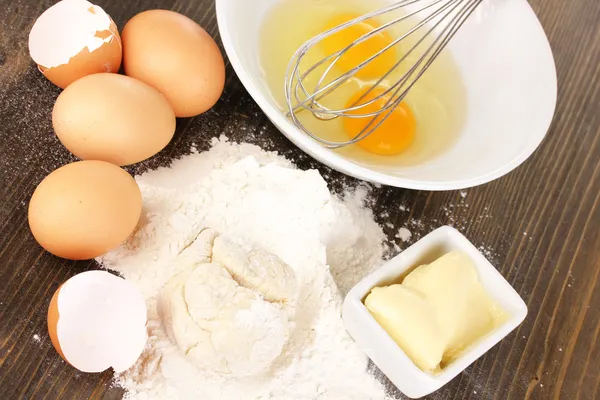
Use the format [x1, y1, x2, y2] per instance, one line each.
[98, 137, 391, 399]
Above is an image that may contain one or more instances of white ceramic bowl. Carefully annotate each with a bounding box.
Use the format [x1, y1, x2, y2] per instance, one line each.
[342, 226, 528, 398]
[216, 0, 557, 190]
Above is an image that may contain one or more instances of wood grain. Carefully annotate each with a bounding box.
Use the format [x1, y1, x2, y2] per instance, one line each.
[1, 0, 599, 399]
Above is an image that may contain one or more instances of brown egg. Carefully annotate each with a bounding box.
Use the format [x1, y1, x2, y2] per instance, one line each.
[122, 10, 225, 117]
[28, 0, 122, 89]
[28, 161, 142, 260]
[52, 73, 176, 166]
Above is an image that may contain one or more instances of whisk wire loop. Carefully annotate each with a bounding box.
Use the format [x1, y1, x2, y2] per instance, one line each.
[284, 0, 483, 149]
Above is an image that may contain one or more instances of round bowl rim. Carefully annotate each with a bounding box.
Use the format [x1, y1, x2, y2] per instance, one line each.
[215, 0, 558, 190]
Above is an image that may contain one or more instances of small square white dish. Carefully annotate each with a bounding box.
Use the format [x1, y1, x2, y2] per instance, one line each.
[342, 225, 528, 399]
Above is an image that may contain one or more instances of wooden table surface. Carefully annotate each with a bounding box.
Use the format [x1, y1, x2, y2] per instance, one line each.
[1, 0, 599, 399]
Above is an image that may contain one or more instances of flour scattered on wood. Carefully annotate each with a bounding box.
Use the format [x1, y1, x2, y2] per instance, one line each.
[396, 227, 412, 242]
[98, 137, 393, 400]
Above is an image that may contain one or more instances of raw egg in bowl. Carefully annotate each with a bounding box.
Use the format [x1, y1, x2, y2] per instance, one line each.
[216, 0, 557, 190]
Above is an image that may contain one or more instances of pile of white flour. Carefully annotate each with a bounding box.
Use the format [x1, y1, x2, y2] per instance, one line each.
[99, 137, 391, 400]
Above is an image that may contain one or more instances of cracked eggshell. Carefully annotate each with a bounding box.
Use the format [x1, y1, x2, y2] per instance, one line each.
[28, 0, 122, 89]
[47, 270, 147, 373]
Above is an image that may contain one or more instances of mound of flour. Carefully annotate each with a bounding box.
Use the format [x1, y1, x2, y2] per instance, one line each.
[99, 137, 390, 400]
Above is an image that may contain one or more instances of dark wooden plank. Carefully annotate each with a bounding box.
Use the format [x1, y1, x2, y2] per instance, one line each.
[0, 0, 599, 399]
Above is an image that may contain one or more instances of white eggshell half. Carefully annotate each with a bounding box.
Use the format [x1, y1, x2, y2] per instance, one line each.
[28, 0, 115, 69]
[56, 270, 147, 373]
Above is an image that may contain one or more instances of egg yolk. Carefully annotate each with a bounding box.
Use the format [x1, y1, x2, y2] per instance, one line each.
[343, 88, 416, 156]
[321, 13, 397, 81]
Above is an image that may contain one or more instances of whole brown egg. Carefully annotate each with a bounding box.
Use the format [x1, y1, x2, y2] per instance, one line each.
[53, 73, 176, 166]
[28, 161, 142, 260]
[122, 10, 226, 117]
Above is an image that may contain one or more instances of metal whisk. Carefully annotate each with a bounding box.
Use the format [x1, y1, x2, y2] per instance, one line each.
[284, 0, 483, 149]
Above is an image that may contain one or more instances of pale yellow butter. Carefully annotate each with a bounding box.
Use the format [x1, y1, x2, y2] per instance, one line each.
[364, 250, 507, 373]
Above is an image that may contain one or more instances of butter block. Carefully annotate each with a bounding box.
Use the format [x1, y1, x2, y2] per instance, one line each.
[365, 284, 445, 372]
[364, 250, 507, 373]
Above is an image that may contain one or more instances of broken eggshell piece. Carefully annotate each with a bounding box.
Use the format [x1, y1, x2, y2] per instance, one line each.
[47, 270, 147, 373]
[28, 0, 122, 89]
